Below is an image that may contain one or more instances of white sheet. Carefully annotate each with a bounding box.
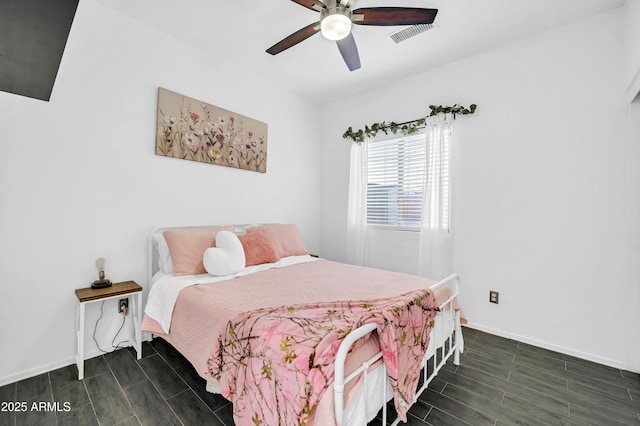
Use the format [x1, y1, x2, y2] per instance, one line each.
[145, 254, 317, 333]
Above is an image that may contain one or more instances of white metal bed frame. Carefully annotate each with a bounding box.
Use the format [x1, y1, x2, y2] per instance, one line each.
[333, 273, 462, 425]
[147, 226, 462, 426]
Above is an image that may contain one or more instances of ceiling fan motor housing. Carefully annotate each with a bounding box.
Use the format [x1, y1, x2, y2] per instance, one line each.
[320, 0, 353, 40]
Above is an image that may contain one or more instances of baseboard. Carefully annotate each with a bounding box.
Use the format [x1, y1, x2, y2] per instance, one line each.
[463, 321, 633, 373]
[1, 358, 72, 388]
[3, 324, 633, 387]
[0, 335, 154, 387]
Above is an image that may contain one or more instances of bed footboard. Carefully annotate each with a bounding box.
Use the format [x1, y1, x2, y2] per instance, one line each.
[333, 273, 462, 426]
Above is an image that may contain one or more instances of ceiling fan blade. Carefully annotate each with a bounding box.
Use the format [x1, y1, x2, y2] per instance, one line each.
[336, 32, 361, 71]
[266, 22, 321, 55]
[352, 7, 438, 26]
[290, 0, 325, 12]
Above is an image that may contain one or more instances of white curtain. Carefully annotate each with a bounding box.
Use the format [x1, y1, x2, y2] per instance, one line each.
[347, 141, 369, 266]
[419, 114, 454, 279]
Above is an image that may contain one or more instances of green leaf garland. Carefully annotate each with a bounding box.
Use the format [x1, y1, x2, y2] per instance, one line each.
[343, 104, 476, 143]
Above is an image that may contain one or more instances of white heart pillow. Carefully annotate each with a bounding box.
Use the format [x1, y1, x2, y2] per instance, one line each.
[203, 230, 246, 276]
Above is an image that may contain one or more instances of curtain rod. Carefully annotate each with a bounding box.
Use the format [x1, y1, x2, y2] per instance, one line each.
[343, 104, 477, 143]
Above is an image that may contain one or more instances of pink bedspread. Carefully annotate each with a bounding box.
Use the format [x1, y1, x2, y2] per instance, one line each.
[209, 289, 437, 426]
[142, 259, 465, 424]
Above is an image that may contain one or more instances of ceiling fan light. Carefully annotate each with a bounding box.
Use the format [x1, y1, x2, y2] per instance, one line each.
[321, 14, 352, 41]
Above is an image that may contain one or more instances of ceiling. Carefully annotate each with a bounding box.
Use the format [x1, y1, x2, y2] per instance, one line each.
[98, 0, 624, 104]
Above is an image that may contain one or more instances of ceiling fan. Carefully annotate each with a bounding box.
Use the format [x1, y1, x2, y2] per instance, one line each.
[266, 0, 438, 71]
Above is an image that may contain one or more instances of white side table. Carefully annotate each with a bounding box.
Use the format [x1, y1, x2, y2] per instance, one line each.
[74, 280, 142, 380]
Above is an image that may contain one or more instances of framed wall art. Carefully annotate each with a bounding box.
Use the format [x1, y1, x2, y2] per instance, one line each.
[155, 87, 268, 173]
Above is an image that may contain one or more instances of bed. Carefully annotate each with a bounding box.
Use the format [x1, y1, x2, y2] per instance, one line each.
[141, 224, 465, 426]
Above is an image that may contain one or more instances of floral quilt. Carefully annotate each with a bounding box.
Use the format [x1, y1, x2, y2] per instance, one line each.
[207, 289, 438, 426]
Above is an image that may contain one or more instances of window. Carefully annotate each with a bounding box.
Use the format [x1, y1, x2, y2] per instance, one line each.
[367, 134, 426, 228]
[366, 131, 450, 230]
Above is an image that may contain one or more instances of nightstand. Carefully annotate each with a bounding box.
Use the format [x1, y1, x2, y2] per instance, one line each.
[75, 280, 142, 380]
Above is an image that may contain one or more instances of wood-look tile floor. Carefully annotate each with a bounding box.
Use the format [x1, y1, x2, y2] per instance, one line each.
[1, 327, 638, 425]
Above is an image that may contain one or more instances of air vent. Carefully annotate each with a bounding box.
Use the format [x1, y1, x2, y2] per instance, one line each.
[388, 23, 436, 44]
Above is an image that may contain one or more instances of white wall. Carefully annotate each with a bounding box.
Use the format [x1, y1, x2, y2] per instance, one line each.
[320, 8, 640, 371]
[0, 0, 322, 385]
[627, 97, 640, 372]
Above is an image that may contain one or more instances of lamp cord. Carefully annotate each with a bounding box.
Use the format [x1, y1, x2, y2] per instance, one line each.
[92, 301, 130, 353]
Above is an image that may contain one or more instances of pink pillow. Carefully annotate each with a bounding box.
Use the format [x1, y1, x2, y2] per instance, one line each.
[163, 225, 235, 276]
[246, 224, 308, 258]
[238, 231, 280, 266]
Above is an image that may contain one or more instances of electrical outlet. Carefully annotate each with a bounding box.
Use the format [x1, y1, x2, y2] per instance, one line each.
[118, 298, 129, 313]
[489, 291, 499, 304]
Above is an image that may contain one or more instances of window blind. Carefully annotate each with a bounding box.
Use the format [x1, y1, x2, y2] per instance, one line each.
[366, 134, 427, 228]
[366, 130, 451, 230]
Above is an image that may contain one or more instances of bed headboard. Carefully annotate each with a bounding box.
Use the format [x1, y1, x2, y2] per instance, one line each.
[147, 224, 271, 287]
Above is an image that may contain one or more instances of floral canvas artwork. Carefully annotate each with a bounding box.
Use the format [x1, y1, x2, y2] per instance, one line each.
[155, 88, 267, 173]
